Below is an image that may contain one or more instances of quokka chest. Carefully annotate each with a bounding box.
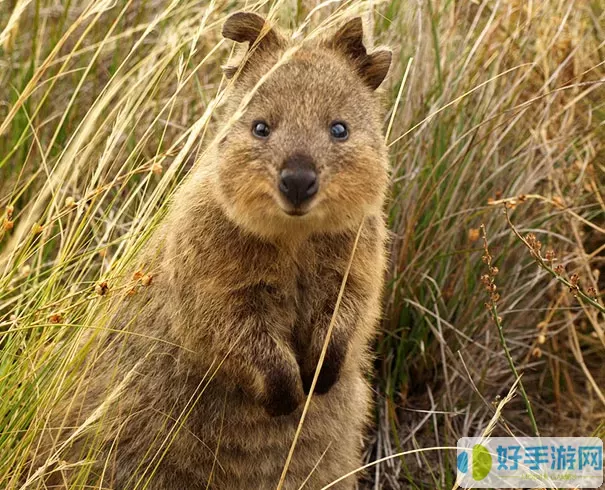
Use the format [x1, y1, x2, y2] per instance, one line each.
[260, 241, 349, 346]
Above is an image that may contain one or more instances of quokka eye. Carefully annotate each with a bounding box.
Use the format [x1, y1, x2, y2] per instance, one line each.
[252, 120, 271, 139]
[330, 121, 348, 141]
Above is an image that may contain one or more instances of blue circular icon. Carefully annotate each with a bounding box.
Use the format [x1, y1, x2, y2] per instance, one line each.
[457, 452, 469, 473]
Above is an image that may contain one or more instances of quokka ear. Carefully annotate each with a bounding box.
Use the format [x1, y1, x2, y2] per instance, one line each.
[328, 17, 392, 90]
[221, 12, 285, 79]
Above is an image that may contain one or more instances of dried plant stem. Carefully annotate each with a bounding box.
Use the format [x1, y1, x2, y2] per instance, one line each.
[489, 301, 539, 436]
[481, 225, 539, 437]
[504, 207, 605, 315]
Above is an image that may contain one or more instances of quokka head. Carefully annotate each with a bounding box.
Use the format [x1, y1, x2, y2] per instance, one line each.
[213, 11, 392, 238]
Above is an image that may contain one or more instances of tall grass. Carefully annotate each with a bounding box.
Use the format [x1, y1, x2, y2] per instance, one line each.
[1, 0, 603, 488]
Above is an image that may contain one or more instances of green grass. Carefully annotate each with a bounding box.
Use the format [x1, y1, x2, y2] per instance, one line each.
[1, 0, 604, 488]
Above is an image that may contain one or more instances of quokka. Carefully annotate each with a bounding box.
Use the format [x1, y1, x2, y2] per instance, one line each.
[34, 11, 392, 490]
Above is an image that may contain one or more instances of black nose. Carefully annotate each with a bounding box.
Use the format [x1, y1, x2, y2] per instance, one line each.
[279, 169, 318, 207]
[279, 154, 319, 207]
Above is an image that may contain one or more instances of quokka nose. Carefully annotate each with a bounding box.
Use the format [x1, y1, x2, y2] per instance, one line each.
[279, 168, 319, 207]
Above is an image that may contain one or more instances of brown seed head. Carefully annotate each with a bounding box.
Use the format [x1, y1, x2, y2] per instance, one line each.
[544, 249, 556, 263]
[95, 281, 109, 296]
[525, 233, 542, 253]
[49, 313, 63, 324]
[468, 228, 480, 242]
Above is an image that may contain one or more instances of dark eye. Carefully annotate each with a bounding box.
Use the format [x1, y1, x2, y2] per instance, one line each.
[330, 122, 348, 140]
[252, 120, 270, 139]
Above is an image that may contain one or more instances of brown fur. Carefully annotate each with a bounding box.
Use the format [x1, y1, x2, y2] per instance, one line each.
[34, 12, 391, 490]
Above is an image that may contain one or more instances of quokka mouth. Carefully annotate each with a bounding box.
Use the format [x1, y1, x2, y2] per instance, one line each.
[285, 209, 308, 217]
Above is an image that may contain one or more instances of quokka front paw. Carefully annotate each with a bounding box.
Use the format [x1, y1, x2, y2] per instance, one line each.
[301, 344, 345, 395]
[263, 367, 305, 417]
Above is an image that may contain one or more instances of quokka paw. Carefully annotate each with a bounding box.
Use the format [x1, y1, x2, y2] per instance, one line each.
[263, 368, 304, 417]
[301, 345, 345, 395]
